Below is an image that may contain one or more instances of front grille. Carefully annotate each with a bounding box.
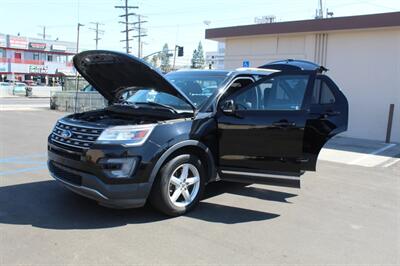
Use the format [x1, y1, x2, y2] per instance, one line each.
[50, 120, 103, 151]
[49, 161, 82, 186]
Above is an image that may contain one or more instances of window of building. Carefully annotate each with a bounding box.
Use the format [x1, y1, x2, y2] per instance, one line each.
[47, 54, 53, 62]
[14, 52, 21, 59]
[33, 53, 40, 60]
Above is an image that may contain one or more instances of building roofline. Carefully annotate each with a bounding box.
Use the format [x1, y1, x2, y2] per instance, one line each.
[206, 12, 400, 39]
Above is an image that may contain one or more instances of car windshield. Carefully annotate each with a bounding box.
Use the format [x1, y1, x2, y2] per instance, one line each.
[166, 71, 229, 108]
[125, 71, 229, 111]
[125, 88, 193, 112]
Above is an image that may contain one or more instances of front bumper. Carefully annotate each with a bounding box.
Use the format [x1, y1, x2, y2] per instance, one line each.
[47, 140, 160, 209]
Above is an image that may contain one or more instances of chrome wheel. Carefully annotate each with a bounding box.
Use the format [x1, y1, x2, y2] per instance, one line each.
[168, 163, 200, 208]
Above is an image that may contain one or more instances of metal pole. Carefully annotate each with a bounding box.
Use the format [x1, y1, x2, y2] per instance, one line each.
[138, 15, 141, 57]
[74, 23, 83, 113]
[172, 45, 177, 70]
[385, 104, 395, 143]
[95, 23, 99, 50]
[125, 0, 129, 53]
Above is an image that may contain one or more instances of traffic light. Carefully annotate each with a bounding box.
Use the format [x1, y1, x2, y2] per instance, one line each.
[177, 46, 184, 57]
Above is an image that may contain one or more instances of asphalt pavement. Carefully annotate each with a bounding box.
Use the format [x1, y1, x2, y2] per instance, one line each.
[0, 98, 399, 265]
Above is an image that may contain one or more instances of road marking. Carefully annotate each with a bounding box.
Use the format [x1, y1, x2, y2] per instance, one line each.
[348, 143, 397, 165]
[0, 153, 46, 163]
[382, 158, 400, 168]
[0, 165, 47, 176]
[0, 153, 47, 176]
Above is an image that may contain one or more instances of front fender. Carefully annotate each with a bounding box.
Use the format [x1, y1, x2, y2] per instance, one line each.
[148, 140, 216, 185]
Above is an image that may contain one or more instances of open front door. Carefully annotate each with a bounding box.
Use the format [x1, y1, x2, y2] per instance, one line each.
[217, 72, 316, 188]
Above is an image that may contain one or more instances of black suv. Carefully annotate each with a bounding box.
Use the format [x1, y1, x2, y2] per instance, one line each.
[48, 51, 348, 216]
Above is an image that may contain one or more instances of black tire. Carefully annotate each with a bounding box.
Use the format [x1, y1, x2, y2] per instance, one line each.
[149, 154, 205, 216]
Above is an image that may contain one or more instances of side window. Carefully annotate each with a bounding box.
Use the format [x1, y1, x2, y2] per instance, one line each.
[312, 78, 336, 104]
[233, 74, 309, 111]
[234, 86, 259, 110]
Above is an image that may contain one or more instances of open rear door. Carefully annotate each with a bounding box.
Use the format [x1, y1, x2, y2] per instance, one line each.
[301, 75, 349, 171]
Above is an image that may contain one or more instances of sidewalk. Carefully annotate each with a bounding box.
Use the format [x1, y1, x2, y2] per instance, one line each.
[320, 136, 400, 167]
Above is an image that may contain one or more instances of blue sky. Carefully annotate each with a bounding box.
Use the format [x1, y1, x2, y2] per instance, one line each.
[0, 0, 399, 64]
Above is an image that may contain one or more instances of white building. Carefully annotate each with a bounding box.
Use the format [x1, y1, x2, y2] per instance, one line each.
[205, 42, 225, 69]
[206, 12, 400, 143]
[0, 33, 76, 85]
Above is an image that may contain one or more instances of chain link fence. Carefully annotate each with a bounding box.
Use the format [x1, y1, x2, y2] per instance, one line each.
[50, 91, 108, 113]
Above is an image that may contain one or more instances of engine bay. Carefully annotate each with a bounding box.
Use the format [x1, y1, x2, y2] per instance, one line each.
[70, 104, 192, 126]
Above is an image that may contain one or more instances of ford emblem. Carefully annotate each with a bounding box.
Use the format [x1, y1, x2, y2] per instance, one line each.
[61, 130, 72, 139]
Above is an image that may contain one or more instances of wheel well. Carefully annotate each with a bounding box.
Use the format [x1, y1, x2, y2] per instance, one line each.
[164, 145, 215, 182]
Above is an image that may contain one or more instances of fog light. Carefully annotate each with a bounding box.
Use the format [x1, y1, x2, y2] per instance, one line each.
[98, 157, 139, 178]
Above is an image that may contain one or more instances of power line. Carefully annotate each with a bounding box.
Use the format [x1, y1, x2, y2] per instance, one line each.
[89, 22, 105, 50]
[115, 0, 138, 54]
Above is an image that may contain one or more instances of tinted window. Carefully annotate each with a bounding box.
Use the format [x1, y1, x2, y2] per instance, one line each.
[126, 89, 192, 111]
[166, 71, 229, 108]
[233, 75, 309, 111]
[312, 78, 336, 104]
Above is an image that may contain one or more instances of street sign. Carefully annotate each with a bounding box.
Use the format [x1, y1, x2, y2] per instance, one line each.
[242, 60, 250, 67]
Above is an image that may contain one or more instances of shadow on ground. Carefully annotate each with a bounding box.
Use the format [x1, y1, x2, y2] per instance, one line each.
[0, 180, 297, 229]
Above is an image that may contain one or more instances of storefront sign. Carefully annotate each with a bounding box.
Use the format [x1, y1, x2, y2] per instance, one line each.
[0, 34, 6, 47]
[29, 65, 48, 74]
[29, 42, 46, 50]
[9, 36, 28, 49]
[51, 44, 67, 51]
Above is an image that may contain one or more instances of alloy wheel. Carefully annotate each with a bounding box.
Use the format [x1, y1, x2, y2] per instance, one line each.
[168, 163, 200, 208]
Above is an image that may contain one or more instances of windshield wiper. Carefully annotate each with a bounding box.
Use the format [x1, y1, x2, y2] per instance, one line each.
[133, 102, 178, 113]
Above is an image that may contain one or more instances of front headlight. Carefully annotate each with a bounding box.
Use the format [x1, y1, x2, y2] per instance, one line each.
[96, 124, 156, 146]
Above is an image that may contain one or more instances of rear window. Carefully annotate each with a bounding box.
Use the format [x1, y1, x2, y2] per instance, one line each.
[312, 79, 336, 105]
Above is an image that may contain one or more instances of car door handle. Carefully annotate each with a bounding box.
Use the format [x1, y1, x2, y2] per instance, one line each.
[273, 121, 296, 127]
[324, 110, 341, 117]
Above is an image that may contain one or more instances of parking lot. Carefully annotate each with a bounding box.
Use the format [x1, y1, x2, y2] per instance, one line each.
[0, 98, 399, 265]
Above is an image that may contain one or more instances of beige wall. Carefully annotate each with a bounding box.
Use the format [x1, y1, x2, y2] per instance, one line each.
[221, 27, 400, 142]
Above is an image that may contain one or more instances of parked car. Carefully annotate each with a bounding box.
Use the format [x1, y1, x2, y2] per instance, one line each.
[12, 82, 28, 96]
[81, 84, 97, 92]
[24, 80, 37, 86]
[0, 82, 11, 89]
[48, 50, 348, 216]
[0, 82, 12, 96]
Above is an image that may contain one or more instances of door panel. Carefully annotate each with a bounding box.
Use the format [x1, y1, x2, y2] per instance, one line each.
[217, 72, 315, 186]
[302, 75, 349, 171]
[218, 110, 307, 173]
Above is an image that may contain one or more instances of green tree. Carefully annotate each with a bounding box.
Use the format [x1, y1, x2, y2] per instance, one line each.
[191, 42, 205, 69]
[197, 41, 205, 68]
[150, 54, 159, 67]
[160, 43, 171, 72]
[191, 49, 198, 68]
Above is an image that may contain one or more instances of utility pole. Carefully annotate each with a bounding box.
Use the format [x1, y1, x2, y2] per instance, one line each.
[89, 22, 105, 49]
[75, 23, 84, 113]
[37, 25, 51, 40]
[115, 0, 138, 53]
[132, 14, 147, 57]
[315, 0, 323, 19]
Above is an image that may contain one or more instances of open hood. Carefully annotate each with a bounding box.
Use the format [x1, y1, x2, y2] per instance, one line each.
[73, 50, 195, 109]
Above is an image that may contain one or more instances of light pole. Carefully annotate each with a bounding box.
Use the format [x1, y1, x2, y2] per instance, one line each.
[74, 23, 84, 113]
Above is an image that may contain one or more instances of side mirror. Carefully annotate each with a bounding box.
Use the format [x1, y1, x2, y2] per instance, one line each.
[221, 99, 236, 114]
